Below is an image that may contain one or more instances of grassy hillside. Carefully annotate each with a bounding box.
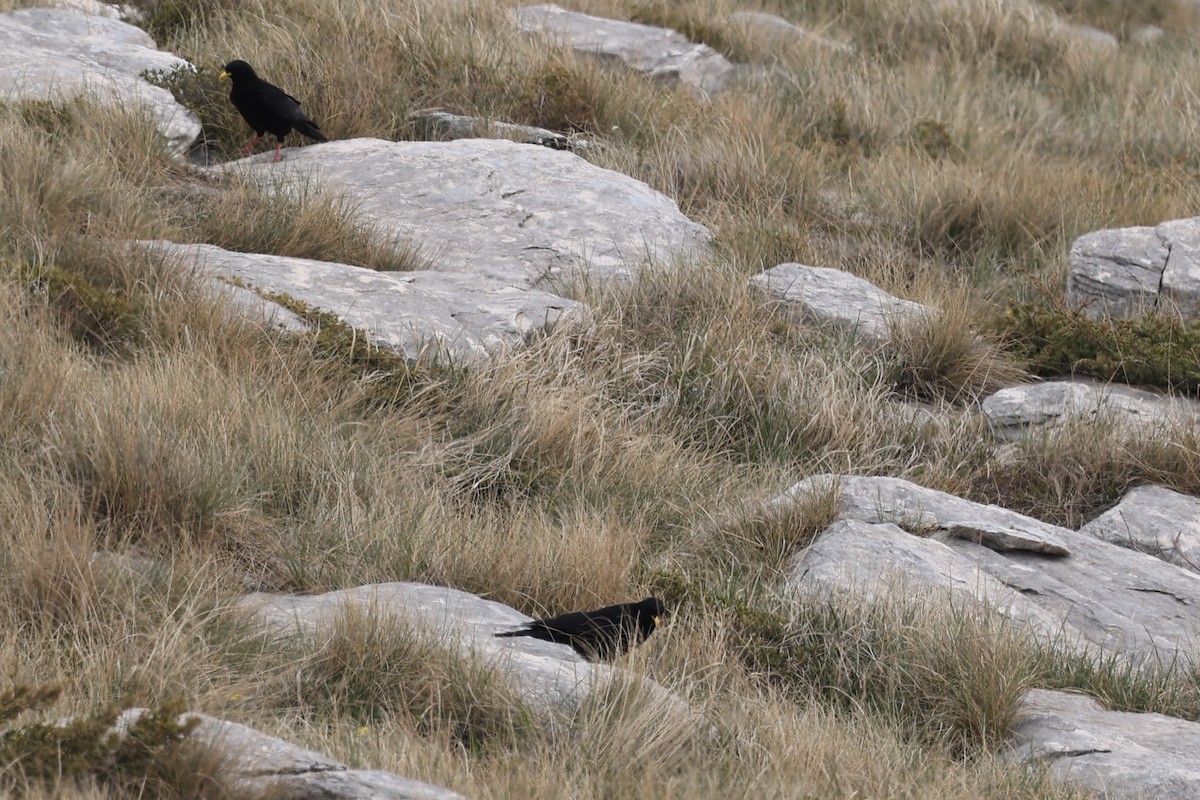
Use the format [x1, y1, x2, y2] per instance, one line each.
[3, 0, 1200, 796]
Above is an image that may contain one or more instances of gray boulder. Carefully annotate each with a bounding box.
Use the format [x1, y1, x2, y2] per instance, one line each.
[1066, 216, 1200, 320]
[239, 582, 678, 717]
[727, 11, 853, 55]
[0, 6, 200, 157]
[511, 4, 735, 98]
[981, 379, 1200, 440]
[784, 475, 1200, 662]
[145, 241, 583, 365]
[409, 110, 584, 151]
[749, 263, 934, 347]
[217, 137, 712, 291]
[1130, 25, 1166, 45]
[1007, 689, 1200, 799]
[1083, 484, 1200, 574]
[116, 709, 464, 799]
[1053, 20, 1120, 52]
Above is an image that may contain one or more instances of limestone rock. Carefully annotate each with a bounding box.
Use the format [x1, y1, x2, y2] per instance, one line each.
[217, 137, 712, 290]
[790, 518, 1074, 640]
[1007, 689, 1200, 799]
[0, 6, 200, 156]
[783, 475, 1200, 661]
[727, 11, 853, 55]
[409, 110, 583, 151]
[1066, 216, 1200, 320]
[1083, 484, 1200, 573]
[511, 4, 735, 98]
[1053, 20, 1119, 52]
[1130, 25, 1165, 45]
[116, 709, 465, 799]
[749, 263, 934, 347]
[981, 379, 1200, 440]
[145, 241, 584, 365]
[239, 582, 676, 717]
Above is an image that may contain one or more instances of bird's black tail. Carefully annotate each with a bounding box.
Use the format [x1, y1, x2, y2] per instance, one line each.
[295, 118, 327, 143]
[494, 629, 527, 638]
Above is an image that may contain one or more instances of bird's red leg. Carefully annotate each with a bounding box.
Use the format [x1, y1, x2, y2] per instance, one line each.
[271, 141, 283, 163]
[241, 134, 260, 155]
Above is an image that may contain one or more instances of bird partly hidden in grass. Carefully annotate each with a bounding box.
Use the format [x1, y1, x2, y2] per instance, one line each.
[495, 597, 666, 661]
[219, 59, 327, 163]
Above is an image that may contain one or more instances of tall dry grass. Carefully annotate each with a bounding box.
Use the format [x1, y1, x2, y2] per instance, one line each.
[4, 0, 1200, 795]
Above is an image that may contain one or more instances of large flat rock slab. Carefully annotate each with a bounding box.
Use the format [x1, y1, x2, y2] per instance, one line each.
[239, 582, 677, 718]
[0, 6, 200, 156]
[783, 475, 1200, 661]
[981, 379, 1200, 440]
[117, 709, 464, 799]
[217, 137, 711, 291]
[1007, 689, 1200, 799]
[1067, 216, 1200, 320]
[749, 263, 934, 347]
[146, 241, 584, 365]
[1083, 484, 1200, 574]
[790, 518, 1075, 641]
[511, 4, 735, 98]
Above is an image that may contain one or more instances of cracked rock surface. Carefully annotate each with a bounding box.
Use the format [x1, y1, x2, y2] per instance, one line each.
[216, 137, 712, 291]
[783, 475, 1200, 662]
[1006, 689, 1200, 799]
[1066, 215, 1200, 320]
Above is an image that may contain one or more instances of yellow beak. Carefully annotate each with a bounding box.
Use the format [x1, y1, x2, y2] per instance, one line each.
[219, 70, 231, 81]
[653, 615, 661, 627]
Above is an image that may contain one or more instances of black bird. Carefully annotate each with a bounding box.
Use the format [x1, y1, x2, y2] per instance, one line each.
[495, 597, 665, 661]
[219, 59, 327, 163]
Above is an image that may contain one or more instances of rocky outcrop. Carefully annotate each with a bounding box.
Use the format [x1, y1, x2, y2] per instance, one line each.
[116, 709, 464, 800]
[511, 4, 735, 98]
[0, 5, 200, 156]
[981, 379, 1200, 440]
[1007, 689, 1200, 799]
[1053, 20, 1119, 52]
[146, 241, 584, 365]
[749, 263, 933, 346]
[783, 475, 1200, 662]
[239, 582, 677, 717]
[1082, 484, 1200, 574]
[409, 110, 583, 151]
[1066, 216, 1200, 320]
[727, 11, 853, 55]
[217, 137, 712, 291]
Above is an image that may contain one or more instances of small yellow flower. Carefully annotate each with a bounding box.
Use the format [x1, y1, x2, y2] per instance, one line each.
[357, 726, 370, 736]
[230, 693, 244, 702]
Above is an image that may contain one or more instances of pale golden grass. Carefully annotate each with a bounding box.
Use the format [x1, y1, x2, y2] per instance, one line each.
[969, 409, 1200, 527]
[5, 0, 1200, 795]
[277, 592, 1098, 799]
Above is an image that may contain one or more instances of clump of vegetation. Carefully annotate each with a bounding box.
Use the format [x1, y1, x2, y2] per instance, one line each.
[142, 64, 244, 159]
[1002, 297, 1200, 394]
[0, 684, 202, 795]
[19, 264, 143, 351]
[265, 293, 456, 413]
[652, 571, 1037, 756]
[280, 605, 536, 753]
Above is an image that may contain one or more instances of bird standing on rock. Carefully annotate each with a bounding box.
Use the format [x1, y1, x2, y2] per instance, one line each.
[495, 597, 666, 661]
[219, 59, 327, 163]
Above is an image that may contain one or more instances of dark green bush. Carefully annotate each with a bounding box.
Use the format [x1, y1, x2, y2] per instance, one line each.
[1002, 299, 1200, 394]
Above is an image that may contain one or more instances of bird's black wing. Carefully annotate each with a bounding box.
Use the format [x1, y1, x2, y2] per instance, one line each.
[259, 82, 327, 142]
[256, 82, 305, 122]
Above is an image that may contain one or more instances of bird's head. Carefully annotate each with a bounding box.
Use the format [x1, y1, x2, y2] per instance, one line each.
[219, 60, 255, 82]
[641, 597, 666, 629]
